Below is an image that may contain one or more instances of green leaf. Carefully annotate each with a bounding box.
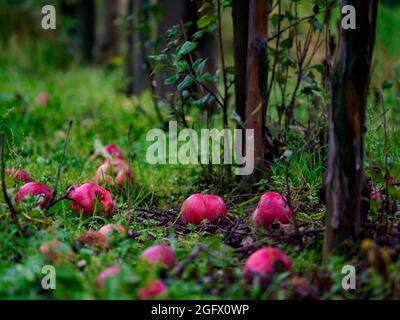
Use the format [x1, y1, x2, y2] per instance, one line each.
[164, 74, 179, 85]
[280, 38, 293, 49]
[382, 80, 393, 91]
[177, 41, 197, 56]
[149, 54, 167, 61]
[177, 75, 194, 91]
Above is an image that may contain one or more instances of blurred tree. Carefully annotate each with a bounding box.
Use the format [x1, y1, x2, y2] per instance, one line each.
[126, 0, 149, 95]
[232, 0, 249, 141]
[78, 0, 95, 62]
[96, 0, 119, 62]
[324, 0, 378, 258]
[245, 0, 268, 176]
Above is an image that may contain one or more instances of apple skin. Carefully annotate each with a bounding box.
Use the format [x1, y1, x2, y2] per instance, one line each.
[6, 168, 31, 183]
[67, 183, 114, 217]
[252, 192, 292, 229]
[180, 194, 228, 225]
[243, 247, 291, 282]
[95, 266, 121, 289]
[77, 231, 109, 251]
[98, 224, 126, 240]
[36, 92, 49, 106]
[137, 279, 166, 300]
[139, 244, 177, 270]
[39, 240, 73, 263]
[105, 144, 125, 160]
[15, 182, 53, 208]
[94, 158, 133, 188]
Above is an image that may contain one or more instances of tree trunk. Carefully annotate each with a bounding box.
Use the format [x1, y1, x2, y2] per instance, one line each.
[232, 0, 249, 128]
[78, 0, 95, 62]
[245, 0, 268, 173]
[96, 0, 119, 62]
[323, 0, 378, 258]
[126, 0, 149, 95]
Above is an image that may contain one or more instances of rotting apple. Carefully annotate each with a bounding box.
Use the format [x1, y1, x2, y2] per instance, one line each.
[104, 144, 125, 160]
[15, 182, 53, 208]
[6, 168, 31, 183]
[252, 192, 292, 229]
[94, 158, 133, 188]
[39, 239, 73, 263]
[67, 183, 114, 217]
[77, 231, 109, 251]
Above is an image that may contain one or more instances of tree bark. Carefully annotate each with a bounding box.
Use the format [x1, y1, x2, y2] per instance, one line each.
[324, 0, 378, 258]
[245, 0, 268, 173]
[126, 0, 149, 95]
[78, 0, 95, 62]
[96, 0, 119, 62]
[232, 0, 249, 128]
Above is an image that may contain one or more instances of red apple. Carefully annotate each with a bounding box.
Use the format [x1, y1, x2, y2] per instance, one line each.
[98, 224, 126, 240]
[67, 183, 114, 217]
[36, 91, 49, 106]
[40, 240, 73, 263]
[137, 279, 166, 300]
[15, 182, 53, 208]
[6, 168, 31, 183]
[252, 192, 292, 229]
[95, 266, 121, 289]
[77, 231, 109, 251]
[139, 244, 177, 270]
[180, 194, 228, 225]
[94, 158, 133, 188]
[243, 247, 291, 281]
[105, 144, 125, 160]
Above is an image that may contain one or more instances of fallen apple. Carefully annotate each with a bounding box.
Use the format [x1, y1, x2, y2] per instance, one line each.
[15, 182, 53, 208]
[40, 240, 73, 263]
[105, 144, 125, 160]
[252, 192, 292, 229]
[95, 266, 121, 289]
[94, 158, 133, 188]
[36, 91, 49, 106]
[6, 168, 31, 183]
[243, 247, 291, 282]
[139, 244, 177, 270]
[180, 194, 227, 225]
[67, 183, 114, 217]
[137, 279, 166, 300]
[98, 224, 126, 240]
[77, 231, 109, 251]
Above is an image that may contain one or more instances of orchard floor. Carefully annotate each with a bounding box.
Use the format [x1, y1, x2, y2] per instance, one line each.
[0, 37, 400, 299]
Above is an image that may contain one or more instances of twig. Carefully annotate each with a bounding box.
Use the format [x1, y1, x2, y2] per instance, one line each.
[171, 244, 205, 277]
[127, 124, 133, 209]
[0, 133, 26, 237]
[45, 120, 73, 214]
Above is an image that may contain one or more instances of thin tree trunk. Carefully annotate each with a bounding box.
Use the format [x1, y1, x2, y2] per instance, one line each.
[96, 0, 119, 62]
[323, 0, 378, 259]
[126, 0, 149, 95]
[232, 0, 249, 127]
[78, 0, 95, 62]
[245, 0, 268, 174]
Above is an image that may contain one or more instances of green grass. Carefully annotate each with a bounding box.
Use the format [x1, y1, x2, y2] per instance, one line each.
[0, 4, 400, 300]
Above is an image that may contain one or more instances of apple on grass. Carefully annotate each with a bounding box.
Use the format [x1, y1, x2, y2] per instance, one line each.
[67, 183, 114, 217]
[180, 194, 227, 225]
